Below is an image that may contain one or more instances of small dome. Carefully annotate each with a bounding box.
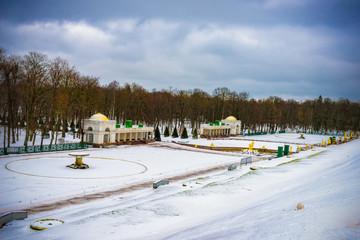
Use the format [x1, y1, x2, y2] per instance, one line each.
[89, 113, 109, 121]
[225, 116, 237, 121]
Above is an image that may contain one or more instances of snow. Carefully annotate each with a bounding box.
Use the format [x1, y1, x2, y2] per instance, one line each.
[0, 133, 359, 240]
[0, 127, 80, 147]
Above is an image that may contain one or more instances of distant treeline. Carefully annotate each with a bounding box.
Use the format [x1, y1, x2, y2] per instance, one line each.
[1, 49, 359, 147]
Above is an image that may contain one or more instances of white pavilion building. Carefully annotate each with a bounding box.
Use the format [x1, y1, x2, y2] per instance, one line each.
[84, 113, 154, 145]
[200, 116, 241, 137]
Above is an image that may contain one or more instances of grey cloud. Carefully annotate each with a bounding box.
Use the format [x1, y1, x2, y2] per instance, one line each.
[0, 17, 359, 101]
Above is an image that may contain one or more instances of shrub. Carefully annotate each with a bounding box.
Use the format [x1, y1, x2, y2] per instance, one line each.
[192, 128, 198, 139]
[172, 126, 179, 138]
[154, 126, 161, 141]
[164, 126, 170, 137]
[181, 127, 188, 139]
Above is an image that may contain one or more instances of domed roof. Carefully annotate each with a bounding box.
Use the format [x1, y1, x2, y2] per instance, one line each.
[225, 116, 237, 121]
[89, 113, 109, 121]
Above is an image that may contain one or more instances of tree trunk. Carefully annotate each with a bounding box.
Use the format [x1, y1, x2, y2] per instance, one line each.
[55, 128, 58, 145]
[16, 125, 19, 141]
[62, 117, 66, 138]
[50, 129, 54, 146]
[3, 125, 6, 149]
[11, 113, 16, 144]
[32, 131, 36, 146]
[7, 120, 10, 147]
[54, 113, 59, 145]
[24, 115, 30, 148]
[40, 125, 45, 147]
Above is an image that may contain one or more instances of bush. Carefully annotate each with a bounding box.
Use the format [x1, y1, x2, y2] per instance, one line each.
[192, 128, 198, 139]
[181, 127, 188, 139]
[154, 126, 161, 141]
[164, 126, 170, 137]
[172, 126, 179, 138]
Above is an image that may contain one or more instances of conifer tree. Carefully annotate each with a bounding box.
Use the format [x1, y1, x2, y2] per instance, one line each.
[154, 126, 161, 141]
[172, 126, 179, 138]
[164, 126, 170, 137]
[181, 127, 188, 139]
[192, 128, 198, 139]
[70, 121, 75, 133]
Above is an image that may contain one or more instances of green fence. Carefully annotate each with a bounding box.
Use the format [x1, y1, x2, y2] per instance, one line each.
[0, 143, 89, 156]
[245, 132, 268, 136]
[296, 131, 343, 136]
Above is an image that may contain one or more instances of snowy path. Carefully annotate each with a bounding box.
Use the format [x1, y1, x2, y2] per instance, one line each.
[164, 140, 360, 240]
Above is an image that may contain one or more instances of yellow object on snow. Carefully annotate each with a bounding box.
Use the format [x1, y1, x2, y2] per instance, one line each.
[210, 143, 215, 147]
[194, 144, 198, 148]
[249, 141, 255, 151]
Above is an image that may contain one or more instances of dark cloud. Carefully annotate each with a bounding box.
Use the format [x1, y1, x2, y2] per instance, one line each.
[0, 0, 359, 101]
[2, 0, 360, 26]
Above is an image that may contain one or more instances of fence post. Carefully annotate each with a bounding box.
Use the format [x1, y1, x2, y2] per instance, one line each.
[277, 146, 283, 157]
[284, 145, 290, 155]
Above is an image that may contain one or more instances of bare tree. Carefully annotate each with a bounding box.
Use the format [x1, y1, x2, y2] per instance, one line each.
[22, 52, 50, 147]
[0, 51, 23, 146]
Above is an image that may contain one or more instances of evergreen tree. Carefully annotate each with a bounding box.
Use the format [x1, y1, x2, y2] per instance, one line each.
[154, 126, 161, 141]
[172, 126, 179, 138]
[192, 128, 198, 139]
[70, 120, 75, 133]
[164, 126, 170, 137]
[181, 127, 188, 139]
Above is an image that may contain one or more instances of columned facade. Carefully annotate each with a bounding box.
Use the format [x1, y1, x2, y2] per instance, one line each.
[84, 113, 153, 145]
[200, 116, 241, 137]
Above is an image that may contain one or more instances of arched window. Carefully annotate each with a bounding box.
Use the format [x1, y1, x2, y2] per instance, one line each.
[104, 128, 111, 143]
[87, 127, 93, 131]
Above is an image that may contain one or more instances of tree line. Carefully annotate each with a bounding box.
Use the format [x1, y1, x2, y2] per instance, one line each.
[1, 49, 359, 147]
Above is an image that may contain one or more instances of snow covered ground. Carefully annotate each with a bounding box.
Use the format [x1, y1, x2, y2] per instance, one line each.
[0, 127, 80, 147]
[0, 133, 359, 240]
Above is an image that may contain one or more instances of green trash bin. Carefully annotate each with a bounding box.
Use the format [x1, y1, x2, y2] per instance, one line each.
[277, 146, 283, 158]
[284, 145, 290, 155]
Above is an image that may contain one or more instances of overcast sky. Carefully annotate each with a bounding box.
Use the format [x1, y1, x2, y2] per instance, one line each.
[1, 0, 359, 101]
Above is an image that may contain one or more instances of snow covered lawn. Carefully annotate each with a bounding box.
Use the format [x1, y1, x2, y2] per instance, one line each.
[0, 134, 359, 240]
